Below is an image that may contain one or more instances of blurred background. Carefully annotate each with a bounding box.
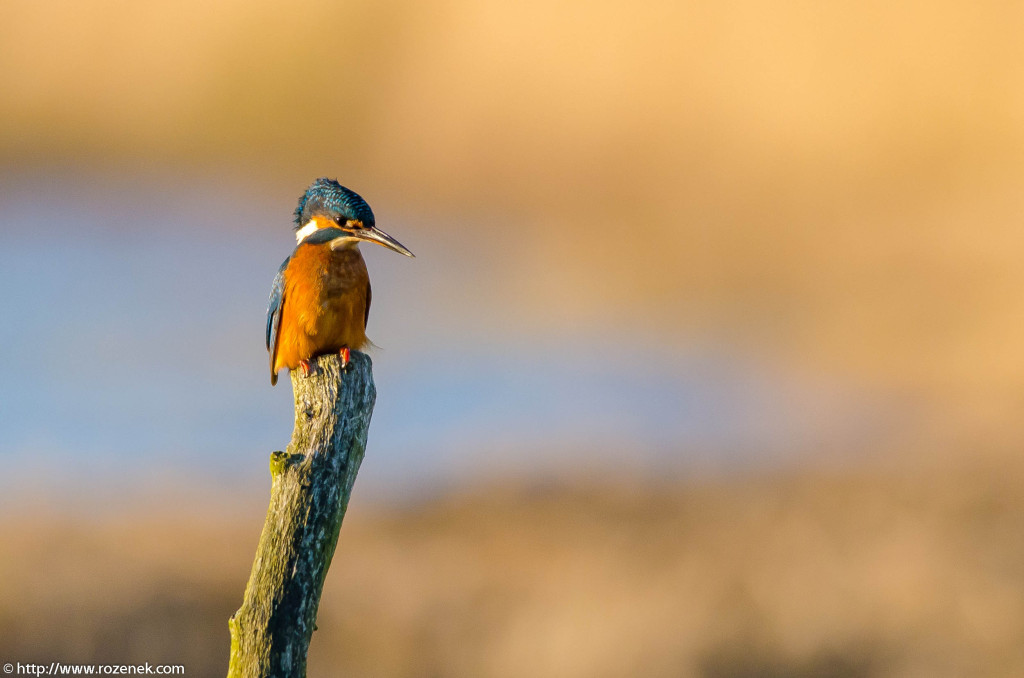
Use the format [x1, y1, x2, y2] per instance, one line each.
[2, 1, 1024, 676]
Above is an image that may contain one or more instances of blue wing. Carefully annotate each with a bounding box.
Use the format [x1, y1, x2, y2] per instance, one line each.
[267, 256, 290, 384]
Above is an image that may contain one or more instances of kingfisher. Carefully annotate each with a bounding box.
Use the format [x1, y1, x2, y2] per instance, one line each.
[266, 178, 414, 385]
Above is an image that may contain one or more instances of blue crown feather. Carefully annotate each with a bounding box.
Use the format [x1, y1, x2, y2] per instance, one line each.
[293, 178, 375, 229]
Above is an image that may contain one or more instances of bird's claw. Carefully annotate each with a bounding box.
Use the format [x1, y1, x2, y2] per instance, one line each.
[297, 350, 349, 378]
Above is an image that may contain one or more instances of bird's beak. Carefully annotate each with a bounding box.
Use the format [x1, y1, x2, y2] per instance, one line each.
[354, 226, 415, 257]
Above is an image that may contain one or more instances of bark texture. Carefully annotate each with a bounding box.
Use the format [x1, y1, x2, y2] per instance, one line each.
[228, 351, 376, 677]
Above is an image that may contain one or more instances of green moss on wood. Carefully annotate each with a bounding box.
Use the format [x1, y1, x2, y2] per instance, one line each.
[268, 450, 303, 477]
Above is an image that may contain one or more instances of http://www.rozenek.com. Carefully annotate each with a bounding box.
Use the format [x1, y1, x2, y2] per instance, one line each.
[4, 663, 185, 676]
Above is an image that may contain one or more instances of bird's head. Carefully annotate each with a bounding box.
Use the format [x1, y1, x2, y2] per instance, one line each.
[293, 178, 414, 257]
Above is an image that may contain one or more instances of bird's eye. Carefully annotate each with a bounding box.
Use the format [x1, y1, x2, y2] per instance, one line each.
[333, 215, 344, 225]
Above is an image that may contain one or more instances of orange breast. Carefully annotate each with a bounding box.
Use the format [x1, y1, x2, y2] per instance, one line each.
[273, 243, 370, 375]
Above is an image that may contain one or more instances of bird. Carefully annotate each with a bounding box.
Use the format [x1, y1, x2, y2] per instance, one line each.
[266, 178, 414, 385]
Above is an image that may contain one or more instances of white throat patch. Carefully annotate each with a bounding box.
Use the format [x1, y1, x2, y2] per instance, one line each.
[330, 236, 361, 250]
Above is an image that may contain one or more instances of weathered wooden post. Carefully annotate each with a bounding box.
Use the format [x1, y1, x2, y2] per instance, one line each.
[228, 351, 376, 677]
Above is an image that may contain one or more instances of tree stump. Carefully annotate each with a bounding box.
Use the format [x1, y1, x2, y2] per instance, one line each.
[228, 351, 376, 677]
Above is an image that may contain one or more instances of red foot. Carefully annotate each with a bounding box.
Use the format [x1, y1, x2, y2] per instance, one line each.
[299, 359, 312, 376]
[339, 347, 351, 369]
